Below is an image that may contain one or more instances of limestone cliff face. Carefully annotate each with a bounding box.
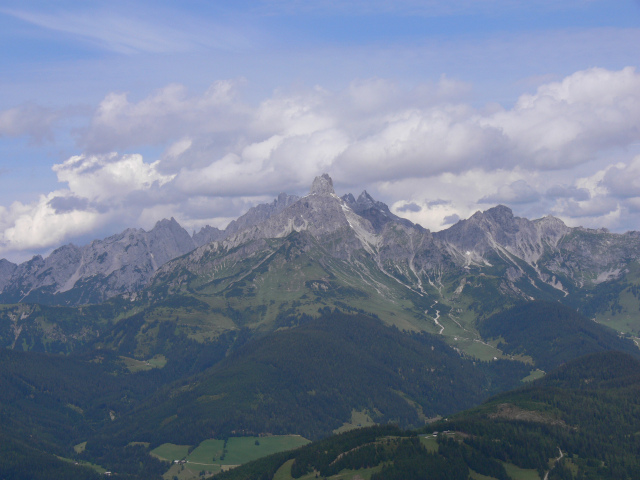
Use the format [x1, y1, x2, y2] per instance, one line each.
[0, 218, 196, 305]
[2, 173, 640, 307]
[0, 259, 16, 291]
[154, 175, 640, 307]
[192, 192, 301, 248]
[434, 205, 571, 263]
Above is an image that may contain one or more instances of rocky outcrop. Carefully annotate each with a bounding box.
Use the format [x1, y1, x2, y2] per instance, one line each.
[434, 205, 571, 264]
[343, 190, 416, 233]
[224, 193, 300, 238]
[192, 226, 225, 247]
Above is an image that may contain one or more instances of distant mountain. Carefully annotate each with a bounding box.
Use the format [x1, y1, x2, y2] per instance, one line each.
[137, 174, 640, 358]
[2, 167, 640, 479]
[0, 194, 299, 306]
[0, 218, 196, 306]
[3, 174, 640, 360]
[192, 193, 300, 247]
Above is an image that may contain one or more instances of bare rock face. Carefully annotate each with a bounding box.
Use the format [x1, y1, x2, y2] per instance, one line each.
[221, 175, 378, 255]
[346, 190, 416, 233]
[225, 193, 300, 238]
[147, 218, 196, 266]
[192, 193, 300, 248]
[0, 219, 196, 305]
[310, 173, 335, 196]
[3, 172, 640, 307]
[192, 226, 225, 247]
[434, 205, 571, 264]
[0, 259, 16, 291]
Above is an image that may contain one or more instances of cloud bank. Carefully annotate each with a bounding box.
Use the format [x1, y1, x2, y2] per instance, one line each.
[2, 66, 640, 260]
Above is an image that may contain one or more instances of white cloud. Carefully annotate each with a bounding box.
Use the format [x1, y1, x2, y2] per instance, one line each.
[0, 151, 180, 258]
[601, 155, 640, 198]
[483, 67, 640, 169]
[0, 192, 103, 257]
[79, 68, 640, 185]
[81, 80, 248, 152]
[52, 153, 175, 204]
[4, 66, 640, 259]
[383, 169, 538, 231]
[545, 185, 591, 201]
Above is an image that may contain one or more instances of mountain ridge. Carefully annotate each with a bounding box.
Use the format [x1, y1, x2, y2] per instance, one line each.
[2, 174, 640, 356]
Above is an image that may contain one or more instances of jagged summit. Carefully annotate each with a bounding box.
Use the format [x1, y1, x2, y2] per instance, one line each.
[341, 189, 416, 233]
[153, 217, 180, 228]
[310, 174, 335, 196]
[356, 190, 376, 206]
[1, 175, 638, 311]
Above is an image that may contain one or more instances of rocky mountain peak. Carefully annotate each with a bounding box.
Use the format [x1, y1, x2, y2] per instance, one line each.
[483, 205, 515, 224]
[310, 174, 335, 196]
[341, 193, 356, 205]
[151, 217, 183, 233]
[356, 190, 376, 207]
[534, 214, 569, 232]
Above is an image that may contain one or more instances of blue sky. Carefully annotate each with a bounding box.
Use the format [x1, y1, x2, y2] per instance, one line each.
[1, 0, 640, 262]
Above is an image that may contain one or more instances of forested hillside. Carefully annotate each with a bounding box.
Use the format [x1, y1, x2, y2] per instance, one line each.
[217, 350, 640, 480]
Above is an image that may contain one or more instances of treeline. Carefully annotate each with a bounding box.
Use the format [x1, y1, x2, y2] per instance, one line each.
[217, 430, 511, 480]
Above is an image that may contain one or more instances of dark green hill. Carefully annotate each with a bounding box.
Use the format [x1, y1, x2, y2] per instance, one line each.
[218, 350, 640, 480]
[92, 310, 529, 447]
[439, 350, 640, 478]
[478, 300, 639, 370]
[0, 348, 170, 479]
[0, 432, 102, 480]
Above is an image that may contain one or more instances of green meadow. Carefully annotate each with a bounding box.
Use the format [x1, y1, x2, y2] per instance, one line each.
[152, 435, 310, 479]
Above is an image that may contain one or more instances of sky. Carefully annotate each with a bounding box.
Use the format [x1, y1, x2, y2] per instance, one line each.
[1, 0, 640, 263]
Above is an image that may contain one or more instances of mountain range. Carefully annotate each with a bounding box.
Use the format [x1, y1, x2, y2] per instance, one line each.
[3, 174, 639, 358]
[2, 174, 640, 479]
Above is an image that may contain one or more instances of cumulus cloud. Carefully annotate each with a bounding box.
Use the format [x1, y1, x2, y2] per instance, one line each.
[0, 192, 104, 258]
[555, 197, 619, 220]
[81, 80, 248, 153]
[443, 213, 460, 225]
[48, 195, 91, 214]
[0, 152, 178, 258]
[4, 66, 640, 258]
[482, 67, 640, 169]
[79, 67, 640, 187]
[52, 153, 175, 203]
[396, 202, 422, 213]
